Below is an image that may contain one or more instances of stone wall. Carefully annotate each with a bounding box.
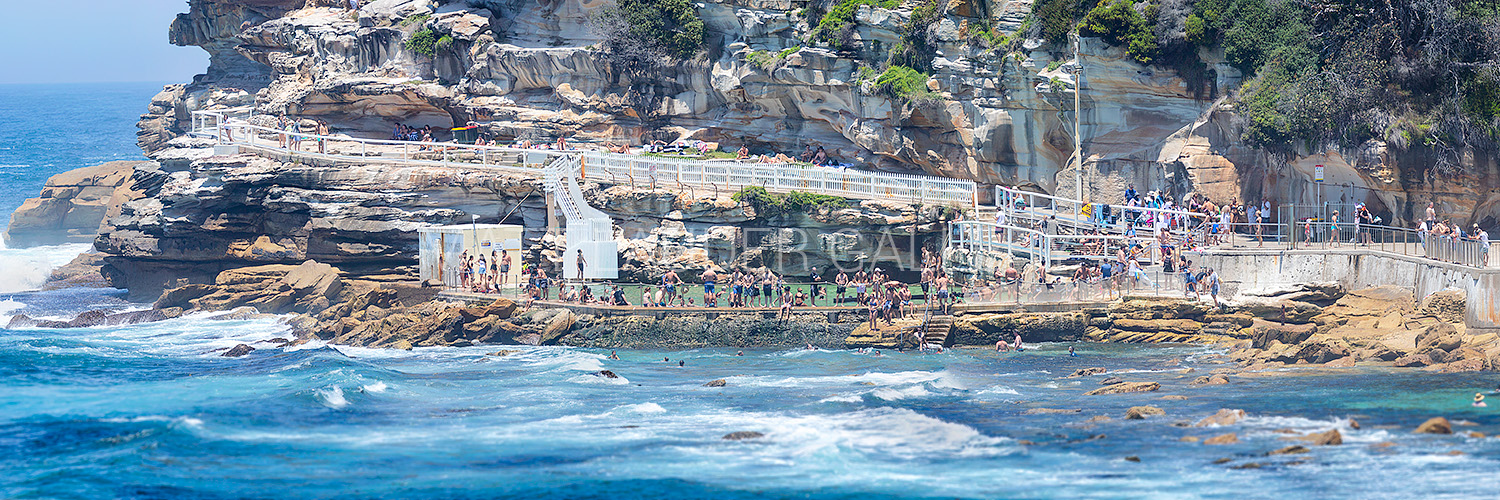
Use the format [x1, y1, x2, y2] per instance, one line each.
[1192, 249, 1500, 328]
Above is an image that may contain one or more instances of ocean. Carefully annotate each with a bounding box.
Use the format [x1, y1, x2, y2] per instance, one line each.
[1, 84, 1498, 499]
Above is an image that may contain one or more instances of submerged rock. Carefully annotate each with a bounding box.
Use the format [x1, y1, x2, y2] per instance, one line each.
[722, 431, 765, 440]
[1100, 376, 1124, 386]
[1125, 406, 1165, 419]
[1414, 417, 1453, 434]
[222, 344, 255, 357]
[1066, 367, 1108, 378]
[1195, 409, 1246, 427]
[1203, 433, 1239, 445]
[1085, 382, 1160, 396]
[703, 379, 726, 387]
[1190, 374, 1230, 386]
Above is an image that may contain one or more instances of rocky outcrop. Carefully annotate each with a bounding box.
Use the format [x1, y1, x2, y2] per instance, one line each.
[949, 311, 1085, 345]
[4, 161, 149, 247]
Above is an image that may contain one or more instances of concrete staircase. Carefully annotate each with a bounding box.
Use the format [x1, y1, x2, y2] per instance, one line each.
[922, 315, 955, 348]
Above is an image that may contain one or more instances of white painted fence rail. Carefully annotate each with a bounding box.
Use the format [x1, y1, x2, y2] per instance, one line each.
[191, 110, 978, 207]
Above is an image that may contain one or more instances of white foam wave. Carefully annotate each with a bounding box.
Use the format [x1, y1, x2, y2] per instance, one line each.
[361, 381, 388, 393]
[728, 370, 950, 389]
[316, 386, 349, 409]
[0, 298, 27, 316]
[614, 403, 666, 415]
[871, 385, 932, 400]
[568, 373, 630, 385]
[818, 394, 864, 403]
[0, 243, 91, 293]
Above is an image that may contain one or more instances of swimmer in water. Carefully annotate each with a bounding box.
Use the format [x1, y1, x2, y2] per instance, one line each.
[1069, 345, 1077, 357]
[736, 351, 744, 356]
[663, 357, 669, 362]
[608, 350, 619, 360]
[1476, 393, 1488, 407]
[679, 360, 685, 367]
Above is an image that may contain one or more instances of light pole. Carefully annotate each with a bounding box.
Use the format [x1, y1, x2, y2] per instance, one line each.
[471, 213, 479, 258]
[1072, 31, 1085, 203]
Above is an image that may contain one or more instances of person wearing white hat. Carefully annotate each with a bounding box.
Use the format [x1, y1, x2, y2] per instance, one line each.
[1475, 393, 1487, 407]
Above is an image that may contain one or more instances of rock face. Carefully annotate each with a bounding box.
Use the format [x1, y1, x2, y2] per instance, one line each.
[138, 0, 1500, 229]
[4, 161, 149, 247]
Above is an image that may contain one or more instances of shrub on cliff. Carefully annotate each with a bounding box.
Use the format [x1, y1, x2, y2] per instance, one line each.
[404, 28, 454, 58]
[733, 187, 848, 219]
[813, 0, 898, 51]
[592, 0, 704, 62]
[875, 65, 938, 103]
[887, 0, 943, 74]
[1078, 0, 1158, 64]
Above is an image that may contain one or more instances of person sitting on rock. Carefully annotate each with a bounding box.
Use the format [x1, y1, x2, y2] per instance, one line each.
[800, 144, 816, 162]
[812, 147, 828, 166]
[736, 144, 750, 160]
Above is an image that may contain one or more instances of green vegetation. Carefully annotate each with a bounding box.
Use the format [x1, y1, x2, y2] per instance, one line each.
[744, 47, 803, 71]
[1078, 0, 1158, 64]
[887, 0, 943, 73]
[733, 186, 849, 218]
[1020, 0, 1500, 151]
[875, 65, 938, 102]
[405, 29, 439, 57]
[1045, 60, 1062, 72]
[591, 0, 705, 68]
[1031, 0, 1090, 44]
[813, 0, 899, 50]
[399, 13, 430, 27]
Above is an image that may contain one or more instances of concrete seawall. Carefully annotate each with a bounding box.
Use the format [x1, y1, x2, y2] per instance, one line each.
[1191, 249, 1500, 327]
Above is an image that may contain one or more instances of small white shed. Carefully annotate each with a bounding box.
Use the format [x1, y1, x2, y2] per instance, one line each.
[417, 224, 524, 288]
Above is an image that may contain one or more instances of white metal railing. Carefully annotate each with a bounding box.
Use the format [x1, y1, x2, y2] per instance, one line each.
[193, 110, 979, 207]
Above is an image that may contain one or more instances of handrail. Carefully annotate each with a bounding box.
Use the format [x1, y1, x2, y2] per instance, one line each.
[194, 112, 980, 207]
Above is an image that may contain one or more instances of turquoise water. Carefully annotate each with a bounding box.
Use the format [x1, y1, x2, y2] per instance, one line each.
[1, 84, 1499, 499]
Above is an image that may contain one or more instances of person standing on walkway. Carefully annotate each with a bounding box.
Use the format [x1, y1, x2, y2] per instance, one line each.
[575, 249, 586, 282]
[1207, 267, 1221, 309]
[809, 267, 823, 306]
[701, 267, 718, 307]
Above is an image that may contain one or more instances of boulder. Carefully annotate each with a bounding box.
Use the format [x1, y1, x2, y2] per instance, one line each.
[1414, 417, 1452, 434]
[723, 431, 765, 440]
[1269, 445, 1309, 455]
[281, 260, 343, 299]
[1195, 409, 1246, 427]
[154, 284, 217, 309]
[1393, 353, 1431, 368]
[1250, 319, 1317, 348]
[704, 379, 727, 387]
[1291, 337, 1352, 364]
[1415, 322, 1462, 354]
[1100, 376, 1124, 385]
[1085, 381, 1160, 395]
[1066, 367, 1107, 378]
[540, 310, 577, 344]
[222, 344, 255, 357]
[1290, 429, 1343, 445]
[597, 370, 619, 379]
[1125, 406, 1165, 419]
[1240, 301, 1322, 324]
[1111, 318, 1204, 335]
[1191, 374, 1230, 386]
[1203, 433, 1239, 445]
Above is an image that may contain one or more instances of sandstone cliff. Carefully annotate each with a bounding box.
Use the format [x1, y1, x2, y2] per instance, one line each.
[4, 161, 149, 248]
[138, 0, 1500, 228]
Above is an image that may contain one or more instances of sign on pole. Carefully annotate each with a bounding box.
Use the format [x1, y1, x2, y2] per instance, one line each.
[1314, 165, 1325, 183]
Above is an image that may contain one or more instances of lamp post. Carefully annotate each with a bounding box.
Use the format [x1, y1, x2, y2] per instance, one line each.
[471, 213, 479, 258]
[1072, 31, 1085, 203]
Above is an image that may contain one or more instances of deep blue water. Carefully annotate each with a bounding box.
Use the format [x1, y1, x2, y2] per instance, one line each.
[1, 85, 1499, 500]
[0, 83, 163, 222]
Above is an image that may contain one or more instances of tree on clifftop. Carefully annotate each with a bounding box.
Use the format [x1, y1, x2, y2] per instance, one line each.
[591, 0, 705, 75]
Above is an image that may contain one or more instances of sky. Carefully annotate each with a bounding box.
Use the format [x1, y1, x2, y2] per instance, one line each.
[0, 0, 207, 84]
